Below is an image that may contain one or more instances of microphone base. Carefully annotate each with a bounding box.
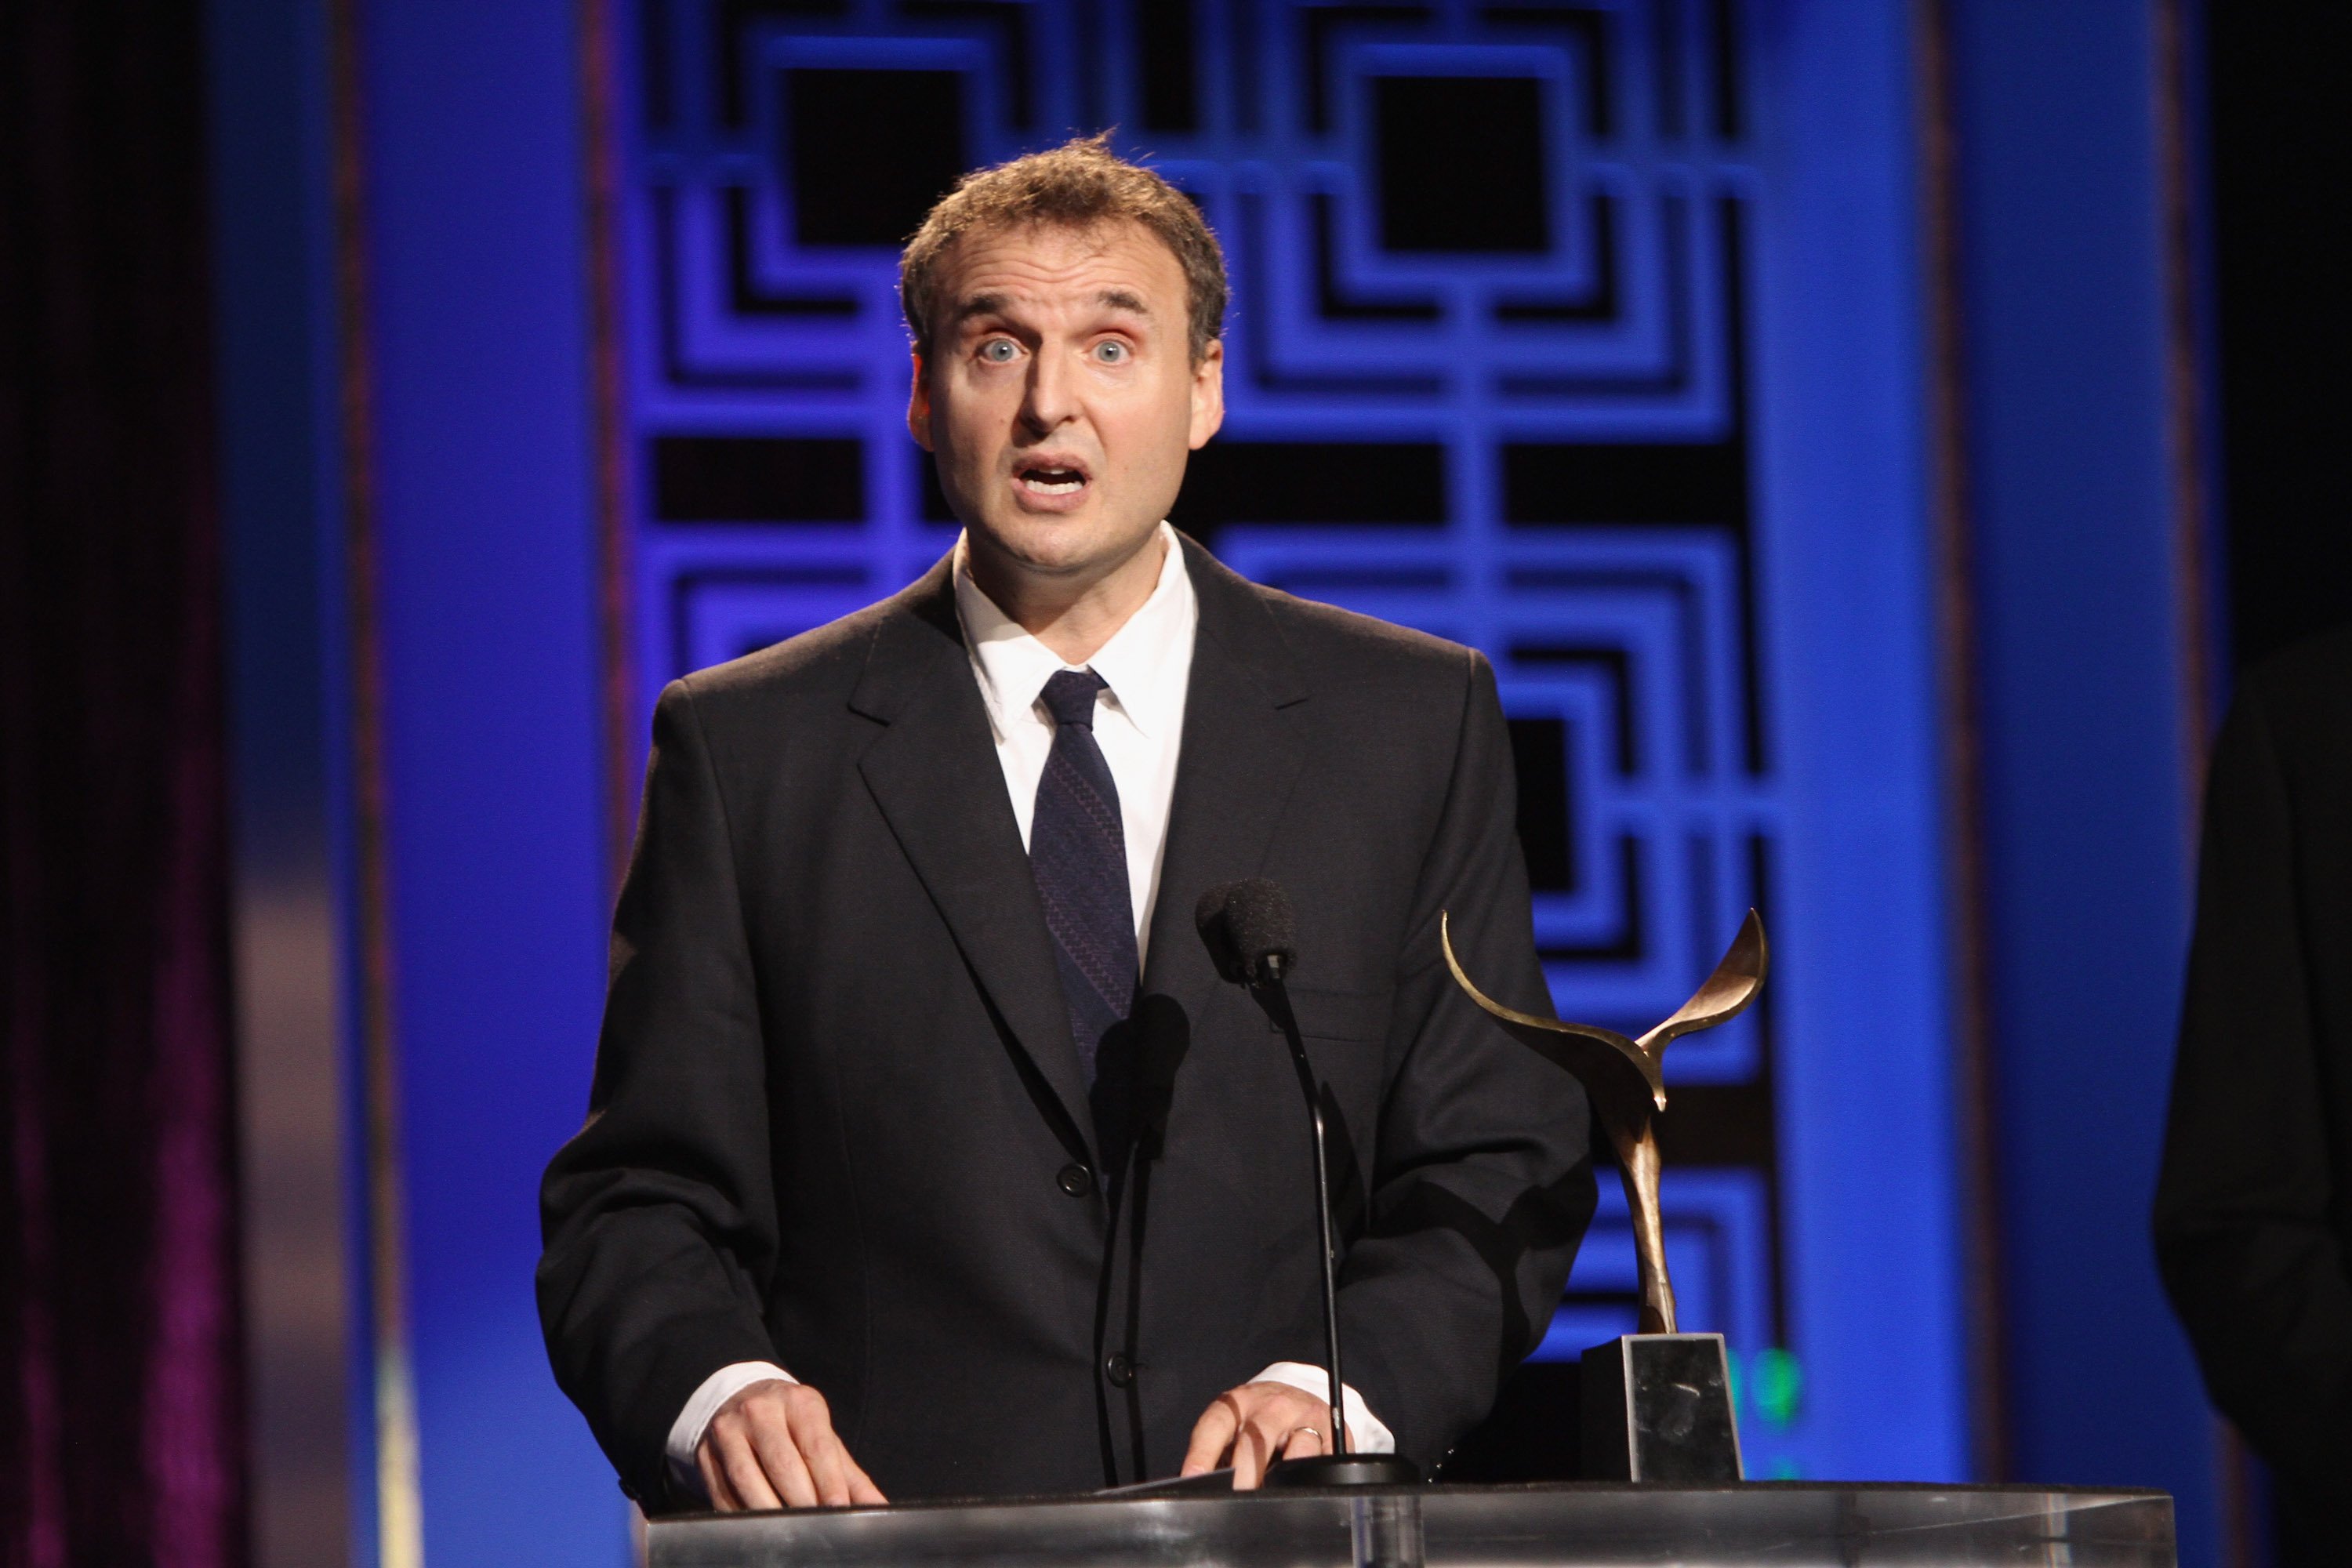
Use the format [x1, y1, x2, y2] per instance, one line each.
[1263, 1454, 1423, 1488]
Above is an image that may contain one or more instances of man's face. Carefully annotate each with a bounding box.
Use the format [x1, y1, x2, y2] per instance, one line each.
[909, 219, 1224, 585]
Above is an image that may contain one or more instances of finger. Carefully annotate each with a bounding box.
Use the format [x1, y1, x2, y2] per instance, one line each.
[1232, 1410, 1279, 1490]
[747, 1417, 819, 1509]
[698, 1443, 743, 1512]
[717, 1429, 784, 1512]
[782, 1390, 855, 1507]
[846, 1455, 888, 1507]
[1181, 1395, 1242, 1476]
[799, 1424, 856, 1508]
[1281, 1422, 1327, 1461]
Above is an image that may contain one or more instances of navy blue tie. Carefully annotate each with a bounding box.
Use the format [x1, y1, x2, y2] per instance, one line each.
[1029, 669, 1139, 1094]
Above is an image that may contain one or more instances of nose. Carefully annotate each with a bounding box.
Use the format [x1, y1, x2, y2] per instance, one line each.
[1019, 345, 1076, 434]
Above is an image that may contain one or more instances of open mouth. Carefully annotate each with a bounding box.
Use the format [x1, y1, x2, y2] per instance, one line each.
[1014, 459, 1091, 497]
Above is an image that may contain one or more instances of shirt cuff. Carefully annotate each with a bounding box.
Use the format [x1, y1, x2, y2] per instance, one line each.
[1252, 1362, 1396, 1454]
[666, 1361, 797, 1498]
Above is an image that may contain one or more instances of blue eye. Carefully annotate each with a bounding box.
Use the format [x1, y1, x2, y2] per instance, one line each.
[980, 339, 1018, 364]
[1094, 341, 1128, 363]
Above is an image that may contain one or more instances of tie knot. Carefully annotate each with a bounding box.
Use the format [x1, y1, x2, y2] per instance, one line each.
[1040, 668, 1106, 729]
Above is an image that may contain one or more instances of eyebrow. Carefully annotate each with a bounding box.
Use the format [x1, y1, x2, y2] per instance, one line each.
[949, 289, 1157, 332]
[1093, 289, 1152, 318]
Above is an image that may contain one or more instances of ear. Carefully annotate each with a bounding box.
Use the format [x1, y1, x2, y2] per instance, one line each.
[906, 348, 935, 451]
[1187, 338, 1225, 451]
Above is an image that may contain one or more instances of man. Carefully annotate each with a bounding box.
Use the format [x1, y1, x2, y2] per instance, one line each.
[2154, 626, 2352, 1564]
[539, 135, 1592, 1512]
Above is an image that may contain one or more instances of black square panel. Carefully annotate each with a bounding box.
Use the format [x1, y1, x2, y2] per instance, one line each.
[653, 436, 865, 521]
[1172, 441, 1446, 531]
[1374, 76, 1550, 253]
[785, 69, 967, 247]
[1502, 442, 1747, 526]
[1508, 715, 1577, 893]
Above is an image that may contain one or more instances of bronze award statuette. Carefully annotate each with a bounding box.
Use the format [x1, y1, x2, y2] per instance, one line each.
[1439, 909, 1769, 1483]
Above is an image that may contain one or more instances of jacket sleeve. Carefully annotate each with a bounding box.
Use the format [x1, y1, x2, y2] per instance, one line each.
[2153, 680, 2352, 1497]
[1333, 648, 1598, 1466]
[537, 679, 784, 1510]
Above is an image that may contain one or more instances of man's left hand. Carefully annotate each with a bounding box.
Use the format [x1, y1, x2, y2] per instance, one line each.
[1180, 1380, 1341, 1488]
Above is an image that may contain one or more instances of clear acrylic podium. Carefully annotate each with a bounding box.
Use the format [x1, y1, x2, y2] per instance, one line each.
[648, 1481, 2174, 1566]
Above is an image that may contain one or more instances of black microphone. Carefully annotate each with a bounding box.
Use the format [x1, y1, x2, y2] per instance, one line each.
[1196, 881, 1419, 1487]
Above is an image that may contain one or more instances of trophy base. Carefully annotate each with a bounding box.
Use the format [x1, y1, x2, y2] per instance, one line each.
[1263, 1453, 1424, 1487]
[1580, 1333, 1744, 1482]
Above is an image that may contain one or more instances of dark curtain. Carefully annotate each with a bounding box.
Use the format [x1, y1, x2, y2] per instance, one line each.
[0, 1, 249, 1565]
[2208, 2, 2352, 667]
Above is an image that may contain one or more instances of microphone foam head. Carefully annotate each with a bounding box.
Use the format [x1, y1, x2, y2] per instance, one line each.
[1194, 878, 1298, 985]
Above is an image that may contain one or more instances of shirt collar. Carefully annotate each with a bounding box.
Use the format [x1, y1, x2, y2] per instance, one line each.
[953, 521, 1196, 740]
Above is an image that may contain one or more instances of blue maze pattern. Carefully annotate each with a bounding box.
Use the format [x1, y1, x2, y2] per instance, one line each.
[620, 0, 1788, 1450]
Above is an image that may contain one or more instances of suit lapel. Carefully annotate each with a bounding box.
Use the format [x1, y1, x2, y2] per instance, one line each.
[1140, 539, 1312, 1020]
[853, 559, 1099, 1157]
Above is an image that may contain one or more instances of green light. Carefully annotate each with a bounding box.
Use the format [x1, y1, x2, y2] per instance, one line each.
[1752, 1347, 1802, 1428]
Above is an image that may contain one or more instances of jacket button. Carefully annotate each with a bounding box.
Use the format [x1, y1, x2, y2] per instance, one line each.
[1105, 1352, 1136, 1388]
[1057, 1163, 1094, 1197]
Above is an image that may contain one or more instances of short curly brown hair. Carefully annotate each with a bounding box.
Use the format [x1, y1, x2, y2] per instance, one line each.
[899, 132, 1228, 365]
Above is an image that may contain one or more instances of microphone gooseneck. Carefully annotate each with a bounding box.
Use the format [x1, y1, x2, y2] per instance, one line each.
[1196, 880, 1349, 1457]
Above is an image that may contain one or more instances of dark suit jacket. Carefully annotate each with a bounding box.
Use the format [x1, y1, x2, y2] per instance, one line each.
[538, 536, 1595, 1509]
[2154, 625, 2352, 1557]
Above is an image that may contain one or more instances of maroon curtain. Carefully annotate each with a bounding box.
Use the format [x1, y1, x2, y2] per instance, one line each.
[0, 2, 249, 1565]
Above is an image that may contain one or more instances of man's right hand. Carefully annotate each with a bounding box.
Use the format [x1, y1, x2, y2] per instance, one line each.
[695, 1378, 887, 1510]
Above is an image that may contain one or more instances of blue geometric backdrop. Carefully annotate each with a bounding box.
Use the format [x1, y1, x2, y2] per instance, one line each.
[622, 0, 1806, 1470]
[195, 0, 2234, 1556]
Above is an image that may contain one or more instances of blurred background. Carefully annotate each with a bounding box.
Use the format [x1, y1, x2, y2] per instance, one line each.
[2, 0, 2344, 1564]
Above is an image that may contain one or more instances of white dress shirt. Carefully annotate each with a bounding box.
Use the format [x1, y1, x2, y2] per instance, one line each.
[956, 521, 1196, 959]
[666, 524, 1391, 1494]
